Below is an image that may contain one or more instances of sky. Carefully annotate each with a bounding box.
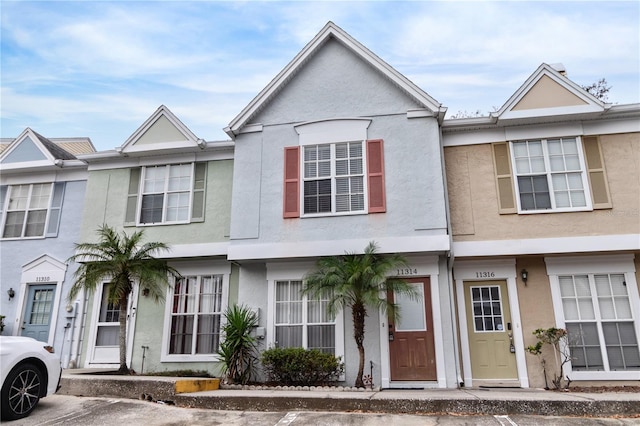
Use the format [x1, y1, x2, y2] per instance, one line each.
[1, 1, 639, 152]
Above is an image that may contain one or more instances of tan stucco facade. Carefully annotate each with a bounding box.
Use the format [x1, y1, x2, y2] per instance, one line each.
[444, 132, 640, 242]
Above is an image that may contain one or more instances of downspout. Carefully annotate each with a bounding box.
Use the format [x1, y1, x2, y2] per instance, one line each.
[438, 121, 463, 387]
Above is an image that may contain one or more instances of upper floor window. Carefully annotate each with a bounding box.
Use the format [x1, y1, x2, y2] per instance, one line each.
[0, 183, 65, 239]
[125, 163, 206, 226]
[303, 142, 364, 215]
[492, 135, 611, 215]
[511, 137, 590, 212]
[284, 141, 385, 218]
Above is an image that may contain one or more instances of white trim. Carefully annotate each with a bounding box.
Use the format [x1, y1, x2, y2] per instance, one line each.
[442, 114, 640, 147]
[407, 109, 433, 119]
[229, 235, 450, 261]
[160, 260, 231, 363]
[500, 105, 602, 120]
[505, 123, 584, 142]
[495, 64, 605, 119]
[454, 259, 529, 388]
[138, 153, 196, 167]
[13, 255, 68, 347]
[294, 118, 371, 145]
[299, 140, 368, 217]
[119, 105, 200, 154]
[83, 148, 234, 171]
[545, 254, 636, 275]
[155, 242, 230, 259]
[453, 234, 640, 258]
[545, 254, 640, 381]
[238, 124, 263, 134]
[85, 282, 139, 367]
[136, 163, 194, 226]
[1, 128, 56, 164]
[510, 137, 592, 214]
[379, 256, 445, 388]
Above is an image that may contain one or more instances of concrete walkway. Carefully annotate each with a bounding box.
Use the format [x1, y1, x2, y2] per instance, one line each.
[59, 370, 640, 418]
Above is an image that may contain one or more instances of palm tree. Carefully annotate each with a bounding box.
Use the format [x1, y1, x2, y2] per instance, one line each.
[303, 241, 417, 388]
[68, 225, 178, 373]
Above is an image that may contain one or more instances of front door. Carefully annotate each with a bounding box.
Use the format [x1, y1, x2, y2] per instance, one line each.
[388, 278, 437, 381]
[21, 284, 56, 343]
[90, 283, 131, 364]
[464, 281, 518, 385]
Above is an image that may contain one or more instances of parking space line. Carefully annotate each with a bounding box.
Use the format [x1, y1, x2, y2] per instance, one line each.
[275, 411, 301, 425]
[494, 415, 518, 426]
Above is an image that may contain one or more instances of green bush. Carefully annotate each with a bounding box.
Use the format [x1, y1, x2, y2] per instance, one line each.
[218, 304, 259, 385]
[261, 347, 344, 386]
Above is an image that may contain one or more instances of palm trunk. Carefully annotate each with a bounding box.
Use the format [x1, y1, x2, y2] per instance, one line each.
[352, 301, 366, 388]
[118, 294, 129, 374]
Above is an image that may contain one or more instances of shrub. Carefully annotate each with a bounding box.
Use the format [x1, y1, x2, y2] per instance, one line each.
[261, 347, 344, 386]
[218, 304, 259, 385]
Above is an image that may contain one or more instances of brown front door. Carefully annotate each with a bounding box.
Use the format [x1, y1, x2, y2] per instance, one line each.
[388, 278, 437, 381]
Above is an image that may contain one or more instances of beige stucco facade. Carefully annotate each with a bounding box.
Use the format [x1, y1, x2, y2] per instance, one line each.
[444, 132, 640, 242]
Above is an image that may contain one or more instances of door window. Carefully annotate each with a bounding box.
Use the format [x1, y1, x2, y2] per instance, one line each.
[470, 285, 504, 332]
[395, 283, 425, 331]
[96, 284, 119, 346]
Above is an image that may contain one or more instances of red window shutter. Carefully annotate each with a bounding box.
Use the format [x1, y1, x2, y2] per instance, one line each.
[283, 146, 300, 218]
[367, 139, 386, 213]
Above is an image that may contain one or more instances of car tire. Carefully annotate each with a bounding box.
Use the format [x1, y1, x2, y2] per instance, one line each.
[1, 363, 44, 421]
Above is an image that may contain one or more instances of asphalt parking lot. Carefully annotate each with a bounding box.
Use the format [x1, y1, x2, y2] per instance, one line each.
[10, 394, 640, 426]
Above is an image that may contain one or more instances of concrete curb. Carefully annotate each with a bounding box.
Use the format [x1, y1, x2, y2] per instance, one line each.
[173, 394, 640, 417]
[59, 373, 640, 418]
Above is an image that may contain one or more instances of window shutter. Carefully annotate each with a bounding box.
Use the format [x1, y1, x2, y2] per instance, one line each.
[366, 139, 386, 213]
[45, 182, 65, 237]
[0, 185, 6, 232]
[582, 136, 612, 209]
[492, 142, 517, 214]
[124, 168, 141, 225]
[191, 162, 207, 222]
[283, 147, 300, 218]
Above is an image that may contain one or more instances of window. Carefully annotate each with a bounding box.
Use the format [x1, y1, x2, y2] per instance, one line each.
[559, 274, 639, 372]
[548, 256, 640, 380]
[96, 284, 120, 347]
[303, 142, 364, 215]
[169, 275, 223, 355]
[511, 137, 590, 212]
[470, 285, 504, 332]
[0, 183, 65, 239]
[275, 280, 335, 354]
[493, 136, 612, 215]
[283, 139, 386, 218]
[126, 163, 206, 226]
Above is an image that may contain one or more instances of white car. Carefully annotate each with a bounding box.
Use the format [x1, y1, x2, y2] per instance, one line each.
[1, 336, 62, 421]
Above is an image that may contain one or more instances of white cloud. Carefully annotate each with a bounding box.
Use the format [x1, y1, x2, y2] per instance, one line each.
[1, 1, 638, 150]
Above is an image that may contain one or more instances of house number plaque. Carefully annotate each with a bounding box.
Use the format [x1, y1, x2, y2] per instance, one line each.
[474, 271, 496, 278]
[396, 268, 418, 276]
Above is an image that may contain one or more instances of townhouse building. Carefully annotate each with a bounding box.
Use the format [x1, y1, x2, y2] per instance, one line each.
[0, 129, 94, 368]
[5, 22, 637, 392]
[443, 63, 640, 388]
[226, 22, 457, 388]
[74, 106, 235, 372]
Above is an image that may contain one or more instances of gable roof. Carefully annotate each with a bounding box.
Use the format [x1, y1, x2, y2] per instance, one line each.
[0, 128, 81, 167]
[117, 105, 205, 155]
[225, 21, 445, 138]
[494, 63, 609, 121]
